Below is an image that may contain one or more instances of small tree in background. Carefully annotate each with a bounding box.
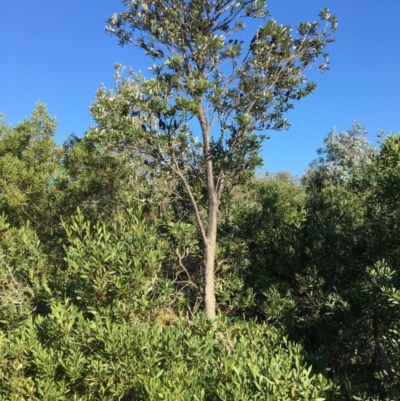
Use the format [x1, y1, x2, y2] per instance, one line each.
[94, 0, 338, 318]
[304, 121, 376, 187]
[0, 104, 65, 246]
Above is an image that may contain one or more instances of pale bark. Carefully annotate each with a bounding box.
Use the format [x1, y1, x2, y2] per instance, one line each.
[204, 196, 218, 318]
[199, 101, 218, 319]
[167, 101, 220, 319]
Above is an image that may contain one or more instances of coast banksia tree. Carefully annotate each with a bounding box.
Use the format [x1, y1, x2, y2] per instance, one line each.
[93, 0, 338, 318]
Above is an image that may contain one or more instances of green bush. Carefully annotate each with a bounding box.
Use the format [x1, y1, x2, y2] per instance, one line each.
[0, 206, 333, 400]
[61, 207, 173, 322]
[0, 215, 55, 331]
[1, 308, 333, 400]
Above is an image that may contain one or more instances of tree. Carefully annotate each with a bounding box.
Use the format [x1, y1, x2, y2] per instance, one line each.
[97, 0, 338, 318]
[0, 104, 65, 247]
[304, 122, 376, 187]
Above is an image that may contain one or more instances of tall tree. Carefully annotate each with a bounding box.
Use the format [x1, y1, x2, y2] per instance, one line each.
[98, 0, 338, 318]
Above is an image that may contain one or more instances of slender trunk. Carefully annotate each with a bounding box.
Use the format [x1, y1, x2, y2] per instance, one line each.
[198, 101, 218, 319]
[204, 194, 218, 318]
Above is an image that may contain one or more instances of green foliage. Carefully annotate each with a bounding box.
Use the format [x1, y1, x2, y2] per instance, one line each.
[0, 168, 334, 400]
[294, 131, 400, 399]
[0, 216, 52, 330]
[99, 0, 338, 192]
[211, 129, 400, 399]
[217, 175, 305, 323]
[3, 102, 400, 399]
[0, 104, 65, 245]
[1, 307, 333, 400]
[62, 207, 174, 322]
[62, 134, 138, 221]
[304, 122, 375, 187]
[376, 132, 400, 168]
[0, 188, 313, 399]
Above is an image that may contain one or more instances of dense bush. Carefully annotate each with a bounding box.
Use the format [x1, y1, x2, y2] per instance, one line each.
[1, 307, 333, 400]
[0, 206, 332, 400]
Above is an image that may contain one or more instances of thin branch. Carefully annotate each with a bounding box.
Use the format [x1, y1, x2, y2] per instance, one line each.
[170, 158, 208, 245]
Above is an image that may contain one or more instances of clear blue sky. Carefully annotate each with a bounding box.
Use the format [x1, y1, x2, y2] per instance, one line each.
[1, 1, 399, 176]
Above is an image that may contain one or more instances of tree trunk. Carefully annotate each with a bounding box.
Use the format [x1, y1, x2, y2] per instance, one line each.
[198, 102, 219, 319]
[204, 196, 218, 318]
